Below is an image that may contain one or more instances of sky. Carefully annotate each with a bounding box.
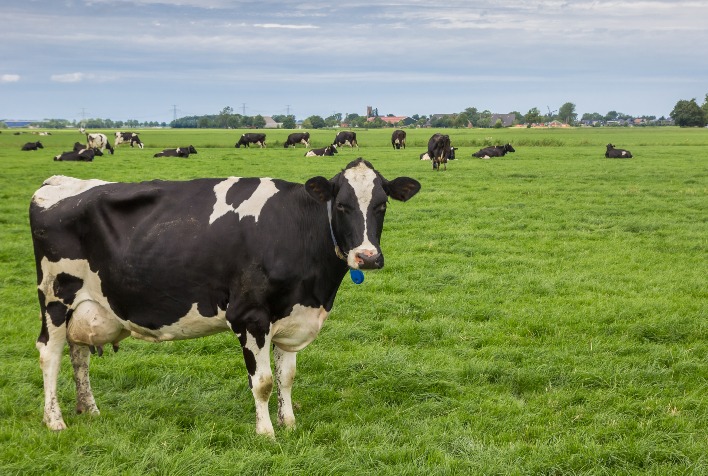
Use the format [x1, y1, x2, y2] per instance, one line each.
[1, 0, 707, 123]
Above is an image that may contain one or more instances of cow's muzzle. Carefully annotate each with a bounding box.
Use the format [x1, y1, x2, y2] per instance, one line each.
[355, 250, 384, 270]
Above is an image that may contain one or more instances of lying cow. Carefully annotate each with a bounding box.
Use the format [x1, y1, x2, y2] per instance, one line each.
[235, 133, 267, 148]
[391, 130, 407, 150]
[22, 141, 44, 151]
[54, 148, 97, 161]
[73, 142, 104, 156]
[153, 145, 197, 158]
[115, 132, 144, 149]
[305, 145, 338, 157]
[472, 143, 515, 159]
[333, 131, 358, 149]
[30, 158, 420, 436]
[605, 143, 632, 158]
[86, 133, 114, 155]
[284, 132, 310, 148]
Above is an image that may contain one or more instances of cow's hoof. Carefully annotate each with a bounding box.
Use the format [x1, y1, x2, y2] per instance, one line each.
[45, 418, 67, 431]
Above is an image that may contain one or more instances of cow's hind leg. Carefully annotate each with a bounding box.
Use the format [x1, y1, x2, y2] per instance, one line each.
[69, 342, 99, 416]
[274, 346, 297, 428]
[239, 329, 275, 437]
[37, 305, 68, 430]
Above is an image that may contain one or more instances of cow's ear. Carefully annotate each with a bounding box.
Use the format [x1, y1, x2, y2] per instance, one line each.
[305, 176, 334, 203]
[384, 177, 421, 202]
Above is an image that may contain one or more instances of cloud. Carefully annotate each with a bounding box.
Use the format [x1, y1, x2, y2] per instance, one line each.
[1, 74, 20, 83]
[51, 72, 87, 83]
[253, 23, 319, 29]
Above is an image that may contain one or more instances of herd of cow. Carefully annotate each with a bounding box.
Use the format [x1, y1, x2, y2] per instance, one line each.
[25, 124, 636, 437]
[19, 129, 633, 167]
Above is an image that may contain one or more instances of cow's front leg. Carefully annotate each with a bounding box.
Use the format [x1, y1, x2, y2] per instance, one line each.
[241, 330, 275, 437]
[69, 342, 99, 416]
[274, 346, 297, 428]
[37, 317, 68, 430]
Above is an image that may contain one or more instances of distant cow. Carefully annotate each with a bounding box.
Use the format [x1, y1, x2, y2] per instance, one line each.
[391, 130, 407, 150]
[334, 131, 358, 149]
[472, 143, 516, 159]
[154, 146, 197, 158]
[73, 142, 104, 157]
[284, 132, 310, 148]
[305, 145, 338, 157]
[86, 133, 114, 154]
[605, 143, 632, 158]
[54, 149, 97, 162]
[22, 141, 44, 151]
[235, 133, 267, 148]
[115, 132, 144, 149]
[421, 133, 455, 170]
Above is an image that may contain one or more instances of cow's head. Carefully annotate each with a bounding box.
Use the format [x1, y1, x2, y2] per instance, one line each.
[504, 144, 516, 153]
[37, 141, 44, 149]
[305, 158, 420, 270]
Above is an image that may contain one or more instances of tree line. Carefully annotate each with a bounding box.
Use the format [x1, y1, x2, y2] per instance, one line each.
[5, 95, 707, 130]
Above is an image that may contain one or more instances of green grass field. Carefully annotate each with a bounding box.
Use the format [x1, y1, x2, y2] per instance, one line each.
[1, 127, 706, 475]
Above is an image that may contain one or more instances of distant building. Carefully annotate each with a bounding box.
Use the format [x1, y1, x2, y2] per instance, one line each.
[366, 116, 408, 125]
[2, 119, 37, 128]
[489, 114, 515, 127]
[262, 116, 282, 129]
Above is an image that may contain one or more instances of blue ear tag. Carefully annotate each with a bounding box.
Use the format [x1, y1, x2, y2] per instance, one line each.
[349, 268, 364, 284]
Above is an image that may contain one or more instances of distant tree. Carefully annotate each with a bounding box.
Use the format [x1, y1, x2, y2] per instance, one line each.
[558, 102, 577, 124]
[325, 113, 342, 127]
[493, 118, 503, 128]
[524, 107, 542, 124]
[671, 98, 707, 127]
[303, 115, 325, 129]
[0, 121, 7, 129]
[198, 117, 210, 128]
[281, 116, 296, 129]
[605, 110, 619, 121]
[701, 94, 708, 122]
[510, 111, 523, 124]
[253, 115, 266, 129]
[218, 106, 233, 128]
[463, 107, 480, 126]
[454, 113, 470, 128]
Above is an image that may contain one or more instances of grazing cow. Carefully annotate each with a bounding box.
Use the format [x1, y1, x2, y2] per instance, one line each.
[54, 149, 97, 161]
[153, 146, 197, 158]
[22, 141, 44, 151]
[333, 131, 358, 149]
[422, 133, 455, 170]
[86, 133, 114, 155]
[284, 132, 311, 148]
[235, 133, 267, 148]
[115, 132, 144, 149]
[391, 130, 407, 150]
[304, 145, 338, 157]
[472, 143, 516, 159]
[73, 142, 104, 157]
[605, 143, 632, 158]
[30, 158, 420, 436]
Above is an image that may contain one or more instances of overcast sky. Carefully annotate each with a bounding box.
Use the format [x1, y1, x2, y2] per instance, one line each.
[2, 0, 707, 123]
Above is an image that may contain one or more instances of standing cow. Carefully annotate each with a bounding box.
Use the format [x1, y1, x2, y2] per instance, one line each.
[284, 132, 310, 148]
[421, 133, 455, 171]
[333, 131, 358, 149]
[86, 133, 114, 154]
[235, 133, 267, 148]
[30, 158, 420, 436]
[391, 130, 407, 150]
[115, 132, 144, 149]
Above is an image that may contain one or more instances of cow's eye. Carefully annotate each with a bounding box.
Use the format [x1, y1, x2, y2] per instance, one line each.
[336, 202, 350, 212]
[375, 202, 387, 213]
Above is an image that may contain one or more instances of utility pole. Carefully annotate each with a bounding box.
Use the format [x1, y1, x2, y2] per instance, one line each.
[286, 105, 291, 116]
[242, 103, 247, 115]
[172, 105, 177, 122]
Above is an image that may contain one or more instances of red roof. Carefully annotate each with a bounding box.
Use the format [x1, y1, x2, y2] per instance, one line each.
[366, 116, 408, 124]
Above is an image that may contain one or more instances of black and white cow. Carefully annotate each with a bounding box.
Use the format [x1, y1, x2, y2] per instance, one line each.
[420, 133, 455, 170]
[304, 145, 338, 157]
[115, 132, 144, 149]
[284, 132, 310, 148]
[73, 142, 104, 157]
[153, 145, 197, 158]
[86, 133, 114, 155]
[22, 141, 44, 151]
[391, 130, 407, 150]
[235, 133, 267, 148]
[54, 148, 98, 161]
[472, 143, 516, 159]
[605, 143, 633, 158]
[30, 158, 420, 436]
[333, 131, 358, 149]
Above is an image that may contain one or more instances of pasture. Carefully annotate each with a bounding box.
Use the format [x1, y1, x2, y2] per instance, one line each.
[0, 126, 706, 474]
